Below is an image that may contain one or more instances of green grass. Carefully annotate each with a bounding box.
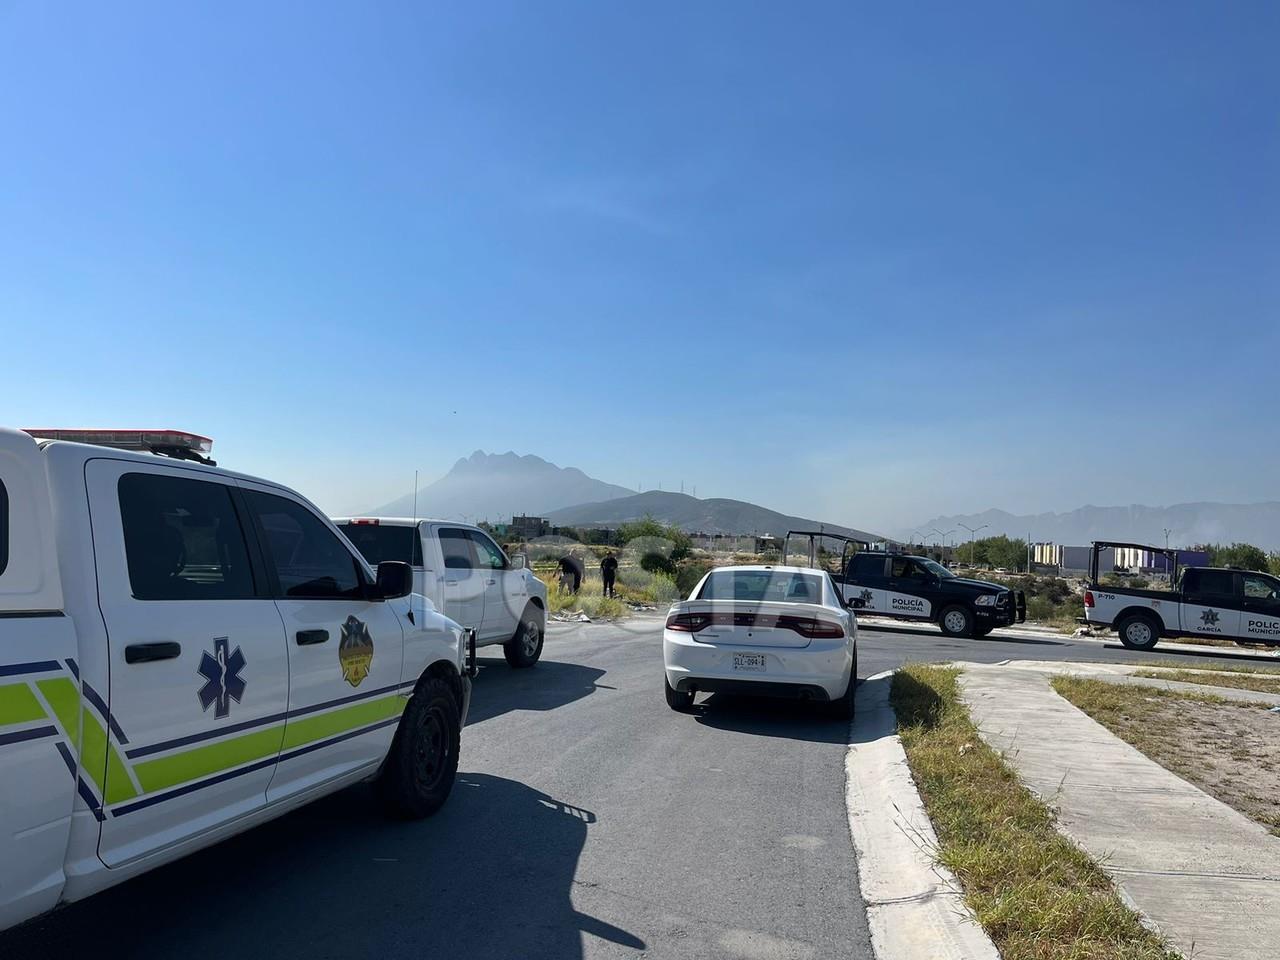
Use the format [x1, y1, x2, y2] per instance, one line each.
[1131, 669, 1280, 696]
[891, 664, 1176, 960]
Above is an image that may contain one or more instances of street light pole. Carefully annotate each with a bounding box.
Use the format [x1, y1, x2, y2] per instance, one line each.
[958, 522, 989, 565]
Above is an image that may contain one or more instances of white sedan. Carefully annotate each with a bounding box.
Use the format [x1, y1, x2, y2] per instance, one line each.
[663, 565, 860, 719]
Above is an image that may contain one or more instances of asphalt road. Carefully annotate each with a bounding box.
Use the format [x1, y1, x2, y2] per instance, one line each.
[4, 618, 1275, 960]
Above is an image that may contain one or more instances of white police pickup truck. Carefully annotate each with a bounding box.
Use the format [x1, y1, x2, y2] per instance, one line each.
[0, 428, 473, 933]
[335, 518, 548, 668]
[1084, 540, 1280, 651]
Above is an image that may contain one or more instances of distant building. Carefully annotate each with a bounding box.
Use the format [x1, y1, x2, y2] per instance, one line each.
[509, 515, 550, 540]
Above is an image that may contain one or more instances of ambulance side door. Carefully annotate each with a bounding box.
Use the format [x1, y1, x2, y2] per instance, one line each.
[238, 485, 407, 803]
[87, 463, 290, 867]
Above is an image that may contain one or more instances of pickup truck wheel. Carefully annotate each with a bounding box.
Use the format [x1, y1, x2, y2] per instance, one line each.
[1117, 613, 1160, 651]
[503, 615, 544, 668]
[665, 677, 695, 712]
[939, 605, 974, 638]
[376, 676, 460, 819]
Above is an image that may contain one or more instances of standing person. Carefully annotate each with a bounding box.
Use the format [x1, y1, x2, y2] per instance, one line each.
[600, 551, 619, 598]
[557, 553, 584, 595]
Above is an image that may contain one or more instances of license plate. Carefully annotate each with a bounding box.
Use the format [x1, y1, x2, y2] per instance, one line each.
[733, 653, 767, 672]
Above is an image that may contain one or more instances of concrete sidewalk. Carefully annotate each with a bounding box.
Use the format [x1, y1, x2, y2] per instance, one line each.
[958, 661, 1280, 960]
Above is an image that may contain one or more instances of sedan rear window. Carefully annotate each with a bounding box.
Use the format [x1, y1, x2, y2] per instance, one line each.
[699, 570, 823, 603]
[337, 523, 422, 566]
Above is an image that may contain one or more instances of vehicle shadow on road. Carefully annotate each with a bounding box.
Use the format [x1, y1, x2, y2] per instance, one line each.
[466, 656, 608, 726]
[689, 693, 852, 744]
[1, 773, 643, 960]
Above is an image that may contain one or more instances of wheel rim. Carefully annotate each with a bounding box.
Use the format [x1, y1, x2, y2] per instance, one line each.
[944, 611, 967, 633]
[1127, 622, 1151, 645]
[521, 622, 541, 657]
[413, 704, 451, 795]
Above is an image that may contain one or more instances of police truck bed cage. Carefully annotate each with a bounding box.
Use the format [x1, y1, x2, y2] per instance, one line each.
[22, 428, 217, 466]
[781, 530, 870, 573]
[1088, 540, 1178, 586]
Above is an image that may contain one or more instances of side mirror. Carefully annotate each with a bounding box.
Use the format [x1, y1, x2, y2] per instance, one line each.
[375, 561, 414, 600]
[510, 553, 527, 570]
[846, 596, 866, 610]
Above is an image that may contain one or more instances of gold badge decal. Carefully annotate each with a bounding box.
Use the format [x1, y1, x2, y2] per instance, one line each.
[339, 615, 374, 687]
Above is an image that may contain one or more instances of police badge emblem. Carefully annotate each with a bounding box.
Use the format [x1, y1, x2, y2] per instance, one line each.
[338, 615, 374, 687]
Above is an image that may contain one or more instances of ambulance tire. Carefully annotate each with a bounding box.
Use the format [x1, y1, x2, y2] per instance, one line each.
[377, 675, 461, 819]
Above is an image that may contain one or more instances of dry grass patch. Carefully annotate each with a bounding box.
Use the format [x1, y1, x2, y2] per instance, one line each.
[1132, 669, 1280, 697]
[891, 664, 1175, 960]
[1053, 676, 1280, 836]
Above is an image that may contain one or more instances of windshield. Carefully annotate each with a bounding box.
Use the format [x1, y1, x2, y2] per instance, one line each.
[920, 559, 955, 579]
[698, 570, 824, 603]
[336, 523, 421, 566]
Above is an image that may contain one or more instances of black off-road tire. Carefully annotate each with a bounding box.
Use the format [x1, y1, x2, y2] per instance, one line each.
[504, 612, 544, 668]
[376, 675, 461, 819]
[1116, 612, 1161, 651]
[939, 605, 974, 638]
[665, 677, 695, 712]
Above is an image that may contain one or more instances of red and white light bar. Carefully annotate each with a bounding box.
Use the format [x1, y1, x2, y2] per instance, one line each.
[22, 428, 214, 459]
[347, 518, 381, 526]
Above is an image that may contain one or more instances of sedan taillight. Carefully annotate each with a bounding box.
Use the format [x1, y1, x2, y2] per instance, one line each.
[777, 616, 845, 639]
[666, 612, 713, 632]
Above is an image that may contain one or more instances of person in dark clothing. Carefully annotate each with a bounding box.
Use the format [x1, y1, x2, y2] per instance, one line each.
[557, 554, 584, 595]
[600, 552, 619, 598]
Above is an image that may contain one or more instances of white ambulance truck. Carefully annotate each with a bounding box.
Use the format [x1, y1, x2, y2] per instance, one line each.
[0, 428, 473, 933]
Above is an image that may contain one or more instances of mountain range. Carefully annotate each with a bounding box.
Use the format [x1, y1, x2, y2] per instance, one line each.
[547, 490, 881, 541]
[367, 450, 879, 539]
[906, 503, 1280, 552]
[369, 451, 634, 520]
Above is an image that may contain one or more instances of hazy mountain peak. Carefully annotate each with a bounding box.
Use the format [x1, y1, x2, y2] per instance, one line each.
[369, 451, 634, 521]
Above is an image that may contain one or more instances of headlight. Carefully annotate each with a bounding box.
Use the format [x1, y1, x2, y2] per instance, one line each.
[974, 595, 996, 607]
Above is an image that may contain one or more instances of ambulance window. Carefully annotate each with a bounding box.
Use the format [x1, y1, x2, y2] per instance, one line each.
[0, 479, 8, 576]
[246, 492, 364, 600]
[118, 474, 257, 601]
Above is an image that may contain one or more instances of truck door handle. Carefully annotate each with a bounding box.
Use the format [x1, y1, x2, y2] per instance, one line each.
[296, 629, 329, 645]
[486, 578, 496, 585]
[445, 580, 459, 586]
[125, 642, 182, 664]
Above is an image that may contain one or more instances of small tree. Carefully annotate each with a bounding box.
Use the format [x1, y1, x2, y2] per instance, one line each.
[1205, 542, 1270, 572]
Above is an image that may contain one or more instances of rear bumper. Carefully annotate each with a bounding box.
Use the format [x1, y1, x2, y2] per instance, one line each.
[672, 676, 834, 701]
[663, 629, 852, 701]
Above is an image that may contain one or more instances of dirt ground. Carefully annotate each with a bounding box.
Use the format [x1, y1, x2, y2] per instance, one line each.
[1058, 681, 1280, 836]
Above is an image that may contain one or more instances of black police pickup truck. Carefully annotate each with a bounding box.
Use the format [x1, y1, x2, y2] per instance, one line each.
[835, 552, 1026, 638]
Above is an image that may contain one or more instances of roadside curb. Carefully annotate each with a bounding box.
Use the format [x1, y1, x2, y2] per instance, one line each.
[845, 670, 1000, 960]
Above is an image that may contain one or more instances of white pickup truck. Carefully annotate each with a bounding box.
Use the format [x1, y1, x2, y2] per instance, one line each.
[335, 518, 548, 668]
[0, 428, 473, 933]
[1083, 540, 1280, 650]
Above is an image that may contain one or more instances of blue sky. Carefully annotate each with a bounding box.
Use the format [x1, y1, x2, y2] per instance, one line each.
[2, 1, 1276, 531]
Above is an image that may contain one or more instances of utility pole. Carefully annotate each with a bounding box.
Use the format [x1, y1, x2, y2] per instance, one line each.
[959, 522, 988, 565]
[1163, 528, 1173, 551]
